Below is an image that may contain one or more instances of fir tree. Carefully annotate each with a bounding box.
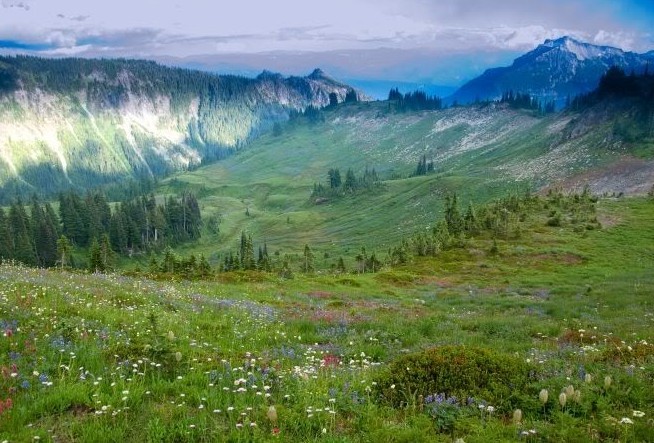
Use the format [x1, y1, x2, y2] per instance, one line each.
[56, 235, 72, 269]
[355, 246, 368, 273]
[336, 257, 346, 273]
[197, 254, 211, 278]
[444, 194, 463, 236]
[344, 169, 357, 192]
[0, 208, 9, 261]
[302, 244, 314, 273]
[88, 238, 103, 272]
[8, 200, 36, 265]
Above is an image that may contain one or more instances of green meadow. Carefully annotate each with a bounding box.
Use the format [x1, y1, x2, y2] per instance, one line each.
[1, 193, 653, 441]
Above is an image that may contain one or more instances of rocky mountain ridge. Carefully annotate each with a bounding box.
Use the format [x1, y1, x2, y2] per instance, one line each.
[0, 56, 362, 197]
[450, 36, 654, 106]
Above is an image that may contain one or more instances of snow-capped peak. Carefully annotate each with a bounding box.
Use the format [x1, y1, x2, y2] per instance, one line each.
[542, 36, 622, 61]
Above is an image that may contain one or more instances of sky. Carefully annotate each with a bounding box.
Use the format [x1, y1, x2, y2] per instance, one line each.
[1, 0, 653, 89]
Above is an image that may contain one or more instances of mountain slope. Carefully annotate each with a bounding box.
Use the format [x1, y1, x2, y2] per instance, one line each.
[0, 56, 362, 198]
[450, 36, 654, 106]
[154, 92, 653, 261]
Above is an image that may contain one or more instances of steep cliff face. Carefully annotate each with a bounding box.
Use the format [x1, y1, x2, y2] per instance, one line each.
[0, 57, 361, 196]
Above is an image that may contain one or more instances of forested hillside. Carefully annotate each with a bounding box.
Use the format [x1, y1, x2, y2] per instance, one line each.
[0, 57, 361, 201]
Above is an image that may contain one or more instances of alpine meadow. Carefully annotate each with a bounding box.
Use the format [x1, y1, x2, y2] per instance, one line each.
[1, 2, 654, 442]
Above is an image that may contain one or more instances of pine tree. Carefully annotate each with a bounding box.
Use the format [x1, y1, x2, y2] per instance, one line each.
[355, 246, 368, 273]
[0, 208, 10, 261]
[161, 246, 178, 273]
[88, 238, 103, 272]
[336, 257, 346, 273]
[464, 202, 480, 235]
[433, 221, 451, 251]
[328, 168, 342, 189]
[35, 210, 58, 267]
[366, 252, 381, 273]
[99, 234, 114, 271]
[260, 242, 271, 271]
[344, 169, 357, 192]
[8, 200, 36, 265]
[56, 235, 72, 269]
[302, 244, 314, 273]
[109, 213, 127, 253]
[148, 254, 159, 273]
[444, 194, 463, 236]
[197, 254, 211, 278]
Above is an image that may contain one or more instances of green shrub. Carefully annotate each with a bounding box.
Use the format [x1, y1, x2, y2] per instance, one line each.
[373, 345, 531, 411]
[546, 213, 562, 227]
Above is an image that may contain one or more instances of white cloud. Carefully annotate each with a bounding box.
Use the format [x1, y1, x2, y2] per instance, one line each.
[0, 0, 652, 84]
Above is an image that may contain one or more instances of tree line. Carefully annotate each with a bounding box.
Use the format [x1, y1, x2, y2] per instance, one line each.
[0, 190, 202, 269]
[570, 66, 654, 109]
[388, 88, 443, 112]
[499, 91, 556, 114]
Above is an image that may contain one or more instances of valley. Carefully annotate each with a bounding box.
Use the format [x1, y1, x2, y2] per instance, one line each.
[0, 37, 653, 442]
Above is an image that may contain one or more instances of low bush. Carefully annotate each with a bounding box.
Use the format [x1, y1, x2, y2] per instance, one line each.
[373, 345, 532, 411]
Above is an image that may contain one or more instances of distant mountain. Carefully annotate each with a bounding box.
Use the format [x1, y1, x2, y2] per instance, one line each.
[449, 36, 654, 106]
[0, 56, 363, 198]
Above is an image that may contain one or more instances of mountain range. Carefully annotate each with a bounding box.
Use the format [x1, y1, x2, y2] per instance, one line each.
[0, 57, 359, 197]
[0, 36, 653, 201]
[449, 36, 654, 106]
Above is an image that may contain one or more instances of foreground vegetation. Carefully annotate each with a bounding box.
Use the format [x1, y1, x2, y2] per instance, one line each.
[1, 194, 652, 441]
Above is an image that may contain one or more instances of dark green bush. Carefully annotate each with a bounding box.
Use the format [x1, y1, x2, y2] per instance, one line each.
[373, 345, 531, 411]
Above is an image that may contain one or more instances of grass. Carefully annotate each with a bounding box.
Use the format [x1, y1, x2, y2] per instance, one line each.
[144, 100, 652, 271]
[1, 195, 653, 441]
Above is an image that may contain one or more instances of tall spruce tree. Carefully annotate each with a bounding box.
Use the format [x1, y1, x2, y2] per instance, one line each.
[0, 208, 10, 261]
[302, 244, 314, 273]
[8, 200, 36, 265]
[56, 235, 72, 269]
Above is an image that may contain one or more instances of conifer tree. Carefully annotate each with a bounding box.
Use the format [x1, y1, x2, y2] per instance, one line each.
[464, 202, 480, 235]
[8, 200, 36, 265]
[0, 208, 10, 261]
[444, 194, 463, 236]
[88, 238, 103, 272]
[56, 235, 72, 269]
[99, 234, 114, 271]
[302, 244, 314, 273]
[197, 254, 211, 278]
[355, 246, 368, 273]
[336, 257, 346, 273]
[344, 169, 357, 192]
[109, 213, 127, 253]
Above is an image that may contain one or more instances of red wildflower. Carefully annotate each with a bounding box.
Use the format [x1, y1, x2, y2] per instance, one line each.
[322, 354, 341, 367]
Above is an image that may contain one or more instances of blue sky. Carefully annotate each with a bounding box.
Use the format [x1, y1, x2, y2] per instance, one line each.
[1, 0, 652, 87]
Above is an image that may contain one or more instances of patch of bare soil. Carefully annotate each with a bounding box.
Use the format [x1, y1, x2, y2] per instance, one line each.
[544, 156, 654, 196]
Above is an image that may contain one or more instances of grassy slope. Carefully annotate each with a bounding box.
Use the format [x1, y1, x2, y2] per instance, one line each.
[1, 196, 653, 441]
[153, 101, 645, 267]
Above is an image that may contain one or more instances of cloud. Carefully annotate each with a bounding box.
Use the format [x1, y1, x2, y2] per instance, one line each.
[57, 14, 91, 22]
[0, 0, 652, 86]
[1, 0, 30, 11]
[593, 30, 637, 51]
